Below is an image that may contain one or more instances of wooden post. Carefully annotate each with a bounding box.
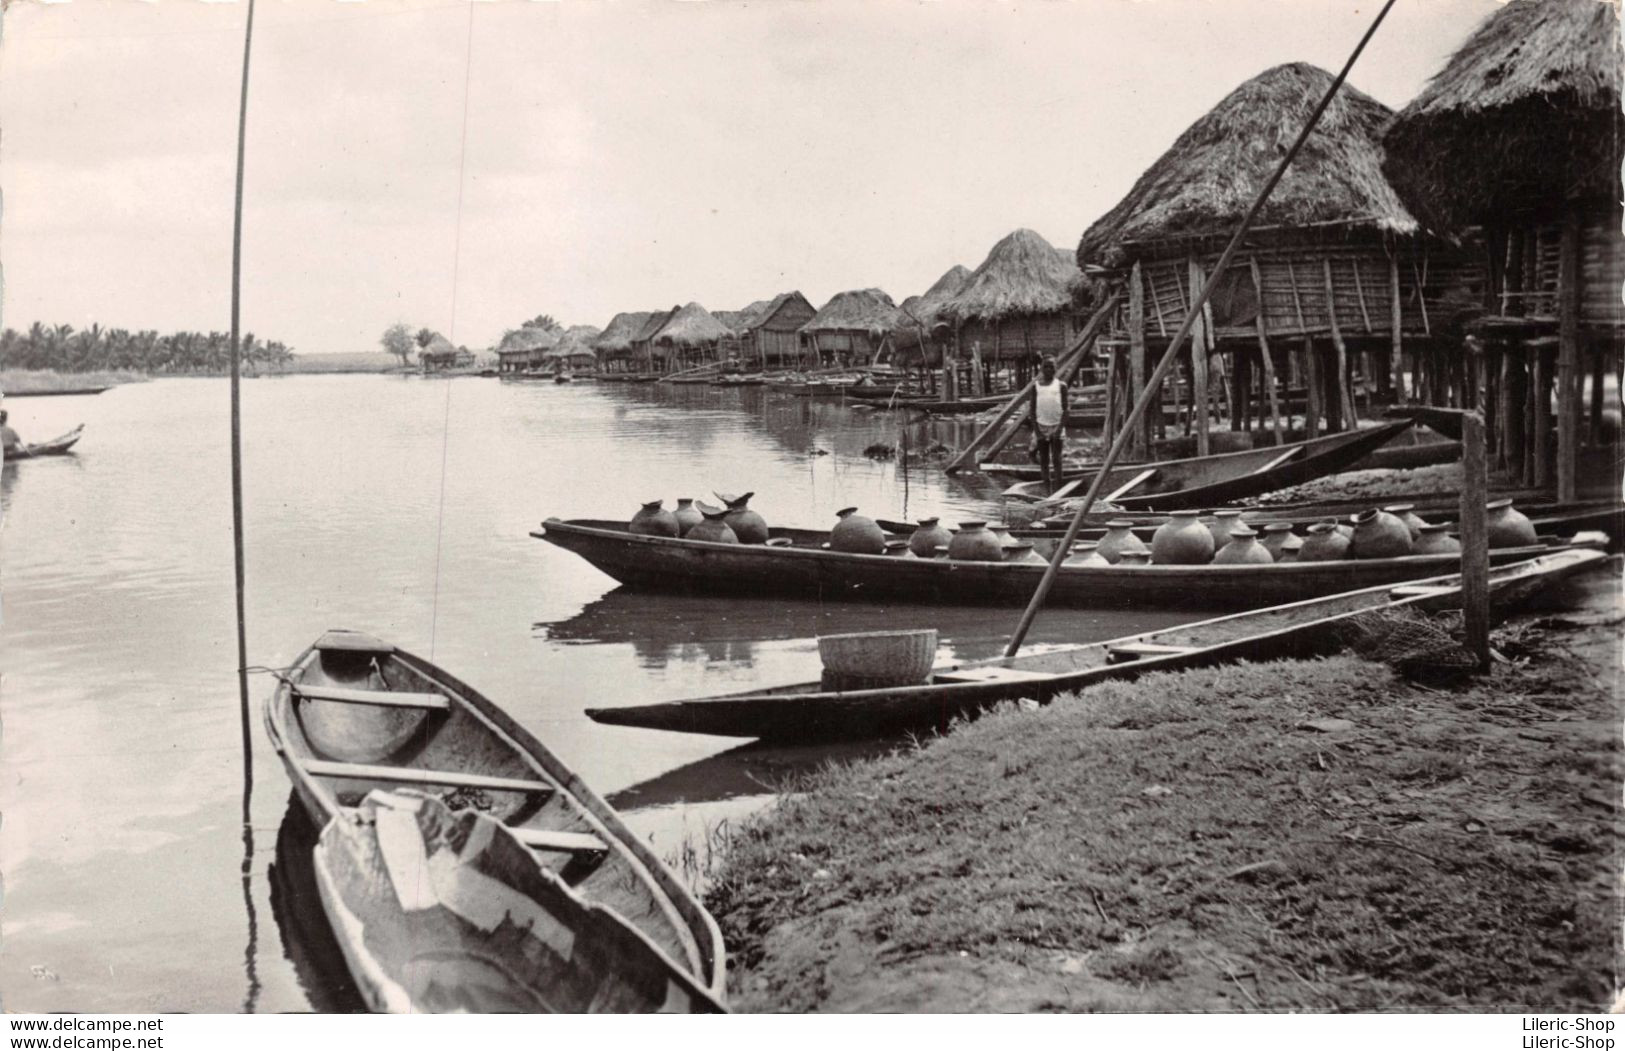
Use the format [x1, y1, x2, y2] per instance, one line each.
[1389, 253, 1406, 404]
[1189, 259, 1210, 455]
[1102, 346, 1120, 446]
[1557, 210, 1581, 501]
[1533, 344, 1552, 488]
[1250, 258, 1285, 444]
[1324, 259, 1356, 429]
[1303, 336, 1321, 440]
[1460, 412, 1490, 672]
[1129, 263, 1148, 457]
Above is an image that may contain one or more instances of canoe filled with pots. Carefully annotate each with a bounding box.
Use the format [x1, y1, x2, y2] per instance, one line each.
[533, 495, 1607, 611]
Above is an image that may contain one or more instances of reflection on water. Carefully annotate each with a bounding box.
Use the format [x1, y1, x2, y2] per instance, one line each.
[0, 375, 1199, 1010]
[266, 798, 366, 1013]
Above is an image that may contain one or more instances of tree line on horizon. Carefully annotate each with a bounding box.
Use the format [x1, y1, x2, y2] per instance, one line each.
[0, 323, 296, 374]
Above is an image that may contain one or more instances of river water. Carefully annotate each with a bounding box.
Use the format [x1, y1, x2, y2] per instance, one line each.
[0, 374, 1207, 1011]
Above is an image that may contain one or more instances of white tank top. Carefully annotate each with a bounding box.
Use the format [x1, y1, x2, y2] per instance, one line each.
[1034, 379, 1064, 427]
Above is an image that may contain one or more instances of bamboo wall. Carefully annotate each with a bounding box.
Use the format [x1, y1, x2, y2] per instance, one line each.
[956, 313, 1077, 361]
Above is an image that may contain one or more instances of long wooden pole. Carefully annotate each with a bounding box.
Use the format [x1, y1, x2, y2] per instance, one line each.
[1459, 412, 1489, 670]
[230, 0, 257, 782]
[1004, 0, 1399, 658]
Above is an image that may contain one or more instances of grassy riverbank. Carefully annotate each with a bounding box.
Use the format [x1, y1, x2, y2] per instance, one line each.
[0, 369, 145, 394]
[282, 352, 412, 374]
[706, 575, 1621, 1012]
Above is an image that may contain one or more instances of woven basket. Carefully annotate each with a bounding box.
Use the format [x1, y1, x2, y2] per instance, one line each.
[817, 629, 938, 689]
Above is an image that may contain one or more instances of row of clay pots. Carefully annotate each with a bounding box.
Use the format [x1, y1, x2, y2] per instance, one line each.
[630, 494, 770, 544]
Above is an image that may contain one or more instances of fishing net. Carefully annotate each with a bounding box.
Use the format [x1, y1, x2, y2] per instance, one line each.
[1336, 606, 1480, 678]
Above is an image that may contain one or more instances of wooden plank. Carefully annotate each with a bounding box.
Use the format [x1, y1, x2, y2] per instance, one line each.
[315, 630, 394, 654]
[513, 828, 609, 854]
[1249, 446, 1301, 474]
[1533, 346, 1552, 488]
[1285, 259, 1308, 332]
[1303, 336, 1321, 440]
[304, 759, 556, 796]
[1250, 257, 1285, 445]
[1351, 259, 1374, 333]
[1460, 413, 1489, 670]
[1557, 210, 1581, 502]
[1106, 642, 1199, 660]
[935, 666, 1058, 684]
[1130, 264, 1149, 456]
[1103, 467, 1158, 503]
[1389, 253, 1406, 404]
[1324, 258, 1356, 430]
[293, 684, 450, 711]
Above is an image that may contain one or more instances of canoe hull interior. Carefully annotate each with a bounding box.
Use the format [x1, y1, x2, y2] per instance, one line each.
[582, 548, 1611, 740]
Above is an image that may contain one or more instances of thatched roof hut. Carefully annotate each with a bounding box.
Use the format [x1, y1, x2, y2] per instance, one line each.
[1383, 0, 1622, 230]
[901, 265, 972, 329]
[800, 289, 906, 365]
[629, 306, 680, 368]
[653, 302, 732, 348]
[1078, 63, 1418, 268]
[717, 292, 817, 368]
[932, 230, 1084, 363]
[1382, 0, 1623, 502]
[494, 325, 560, 373]
[894, 265, 972, 365]
[544, 325, 602, 369]
[593, 312, 656, 357]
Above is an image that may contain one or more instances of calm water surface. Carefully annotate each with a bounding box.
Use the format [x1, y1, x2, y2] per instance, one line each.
[0, 374, 1209, 1011]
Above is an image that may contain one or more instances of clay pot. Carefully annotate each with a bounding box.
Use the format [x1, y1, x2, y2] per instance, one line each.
[1335, 517, 1356, 538]
[1278, 535, 1304, 563]
[1350, 508, 1414, 560]
[1258, 522, 1297, 561]
[629, 499, 680, 538]
[1214, 526, 1274, 565]
[1413, 523, 1461, 556]
[1297, 522, 1352, 562]
[717, 491, 769, 544]
[948, 521, 1004, 562]
[1382, 504, 1427, 542]
[1097, 521, 1149, 565]
[908, 517, 953, 558]
[1117, 551, 1152, 565]
[673, 498, 703, 537]
[1065, 541, 1108, 566]
[1486, 498, 1537, 548]
[1203, 510, 1245, 551]
[687, 503, 739, 544]
[885, 540, 914, 557]
[830, 507, 887, 554]
[1151, 510, 1215, 565]
[1005, 541, 1045, 565]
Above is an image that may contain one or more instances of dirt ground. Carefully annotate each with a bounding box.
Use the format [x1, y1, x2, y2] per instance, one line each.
[705, 568, 1622, 1012]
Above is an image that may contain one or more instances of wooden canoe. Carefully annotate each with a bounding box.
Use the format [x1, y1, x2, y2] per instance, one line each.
[532, 517, 1604, 610]
[583, 548, 1610, 740]
[265, 630, 726, 1004]
[1002, 420, 1413, 508]
[7, 424, 84, 460]
[313, 790, 726, 1013]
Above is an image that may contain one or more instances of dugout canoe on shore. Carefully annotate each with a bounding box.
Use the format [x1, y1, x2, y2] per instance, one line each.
[532, 517, 1605, 610]
[264, 629, 727, 1005]
[583, 548, 1611, 740]
[1001, 420, 1412, 510]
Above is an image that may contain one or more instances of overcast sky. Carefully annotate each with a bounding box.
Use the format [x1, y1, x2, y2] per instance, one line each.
[2, 0, 1502, 356]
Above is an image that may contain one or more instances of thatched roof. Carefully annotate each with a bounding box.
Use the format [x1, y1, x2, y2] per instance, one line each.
[714, 305, 765, 333]
[901, 264, 973, 327]
[653, 302, 732, 347]
[632, 307, 680, 346]
[1384, 0, 1624, 228]
[497, 326, 561, 355]
[420, 333, 460, 361]
[1076, 63, 1418, 267]
[544, 325, 602, 359]
[593, 312, 657, 353]
[801, 288, 907, 335]
[941, 229, 1079, 323]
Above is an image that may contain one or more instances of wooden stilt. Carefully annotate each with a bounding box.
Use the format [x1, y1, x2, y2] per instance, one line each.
[1323, 259, 1355, 429]
[1557, 211, 1581, 502]
[1103, 347, 1121, 447]
[1189, 259, 1210, 456]
[1303, 336, 1321, 440]
[1129, 263, 1148, 457]
[1389, 253, 1405, 403]
[1250, 258, 1285, 445]
[1460, 412, 1490, 671]
[1533, 344, 1552, 488]
[1591, 349, 1606, 444]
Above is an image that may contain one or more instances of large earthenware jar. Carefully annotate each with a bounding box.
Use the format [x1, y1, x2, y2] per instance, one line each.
[1350, 508, 1413, 559]
[673, 497, 703, 537]
[718, 492, 769, 544]
[1203, 510, 1245, 551]
[1005, 541, 1045, 565]
[1278, 535, 1304, 563]
[948, 521, 1004, 562]
[1117, 551, 1152, 566]
[1413, 523, 1461, 556]
[909, 517, 953, 558]
[1486, 498, 1537, 548]
[1065, 541, 1108, 566]
[1297, 522, 1351, 562]
[829, 506, 887, 554]
[1097, 520, 1149, 565]
[1151, 510, 1215, 565]
[1258, 522, 1296, 561]
[1383, 504, 1427, 542]
[629, 499, 680, 538]
[687, 503, 739, 544]
[1214, 526, 1274, 565]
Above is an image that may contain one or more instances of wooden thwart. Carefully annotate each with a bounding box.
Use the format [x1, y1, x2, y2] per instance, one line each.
[305, 759, 556, 796]
[934, 666, 1058, 685]
[294, 684, 450, 711]
[513, 828, 609, 854]
[1103, 468, 1158, 503]
[1106, 642, 1199, 661]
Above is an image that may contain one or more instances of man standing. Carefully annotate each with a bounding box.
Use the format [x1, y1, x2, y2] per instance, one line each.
[1027, 356, 1069, 494]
